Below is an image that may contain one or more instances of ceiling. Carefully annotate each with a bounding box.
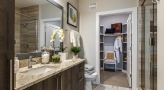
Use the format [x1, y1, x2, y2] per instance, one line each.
[15, 0, 49, 8]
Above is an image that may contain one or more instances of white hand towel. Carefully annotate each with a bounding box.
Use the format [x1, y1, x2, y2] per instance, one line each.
[70, 30, 81, 47]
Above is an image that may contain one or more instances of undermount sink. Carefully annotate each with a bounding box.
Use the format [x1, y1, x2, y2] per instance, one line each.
[21, 66, 54, 75]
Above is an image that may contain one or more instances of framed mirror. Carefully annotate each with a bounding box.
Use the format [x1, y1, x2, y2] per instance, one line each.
[15, 0, 64, 54]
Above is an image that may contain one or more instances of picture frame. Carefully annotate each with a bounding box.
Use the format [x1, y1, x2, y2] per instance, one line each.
[67, 2, 78, 28]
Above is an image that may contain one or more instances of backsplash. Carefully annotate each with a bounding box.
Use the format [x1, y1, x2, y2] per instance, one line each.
[19, 57, 42, 68]
[16, 52, 42, 68]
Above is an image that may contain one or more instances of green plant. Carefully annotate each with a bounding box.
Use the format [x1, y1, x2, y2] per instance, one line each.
[52, 55, 60, 63]
[71, 47, 80, 55]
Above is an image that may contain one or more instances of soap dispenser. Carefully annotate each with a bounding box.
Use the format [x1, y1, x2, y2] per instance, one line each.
[14, 57, 19, 73]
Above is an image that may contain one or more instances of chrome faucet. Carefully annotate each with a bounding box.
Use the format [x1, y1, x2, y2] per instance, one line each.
[28, 56, 37, 68]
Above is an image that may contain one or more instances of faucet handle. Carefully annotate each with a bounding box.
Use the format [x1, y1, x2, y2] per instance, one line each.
[29, 56, 34, 59]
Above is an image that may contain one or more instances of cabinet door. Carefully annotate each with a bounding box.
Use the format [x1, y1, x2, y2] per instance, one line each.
[44, 75, 58, 90]
[0, 0, 15, 89]
[72, 62, 85, 90]
[62, 69, 72, 90]
[77, 62, 85, 90]
[24, 81, 44, 90]
[44, 74, 61, 90]
[24, 74, 61, 90]
[78, 78, 85, 90]
[71, 65, 78, 90]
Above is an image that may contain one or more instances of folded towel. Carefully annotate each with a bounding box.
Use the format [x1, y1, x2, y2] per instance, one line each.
[85, 64, 94, 71]
[85, 68, 94, 71]
[85, 70, 95, 75]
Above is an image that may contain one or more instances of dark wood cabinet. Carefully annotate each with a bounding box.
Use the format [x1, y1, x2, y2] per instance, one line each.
[0, 0, 15, 90]
[24, 62, 84, 90]
[62, 68, 72, 90]
[24, 74, 61, 90]
[67, 62, 85, 90]
[61, 62, 85, 90]
[44, 75, 59, 90]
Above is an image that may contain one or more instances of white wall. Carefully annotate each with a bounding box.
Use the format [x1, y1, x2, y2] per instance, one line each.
[157, 1, 164, 90]
[79, 0, 137, 67]
[40, 3, 62, 19]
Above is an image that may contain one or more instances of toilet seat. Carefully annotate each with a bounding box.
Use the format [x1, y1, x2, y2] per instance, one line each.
[85, 72, 98, 81]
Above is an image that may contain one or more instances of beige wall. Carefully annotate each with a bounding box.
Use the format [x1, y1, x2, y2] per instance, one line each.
[20, 5, 39, 53]
[15, 8, 21, 54]
[157, 1, 164, 90]
[79, 0, 138, 66]
[15, 6, 39, 53]
[52, 0, 79, 58]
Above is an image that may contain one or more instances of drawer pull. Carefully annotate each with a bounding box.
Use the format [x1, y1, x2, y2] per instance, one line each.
[79, 78, 84, 82]
[78, 67, 84, 70]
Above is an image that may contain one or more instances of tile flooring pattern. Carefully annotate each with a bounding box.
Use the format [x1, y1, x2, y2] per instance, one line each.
[93, 84, 131, 90]
[100, 71, 130, 88]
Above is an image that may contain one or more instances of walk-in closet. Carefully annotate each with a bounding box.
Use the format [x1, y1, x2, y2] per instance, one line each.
[99, 13, 132, 88]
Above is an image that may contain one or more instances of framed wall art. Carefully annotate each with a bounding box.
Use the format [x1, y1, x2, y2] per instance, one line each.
[67, 2, 78, 27]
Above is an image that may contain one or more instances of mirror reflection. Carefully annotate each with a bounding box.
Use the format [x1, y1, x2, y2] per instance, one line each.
[15, 0, 63, 54]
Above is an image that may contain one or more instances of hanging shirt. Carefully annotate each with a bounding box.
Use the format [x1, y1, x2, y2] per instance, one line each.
[114, 37, 122, 63]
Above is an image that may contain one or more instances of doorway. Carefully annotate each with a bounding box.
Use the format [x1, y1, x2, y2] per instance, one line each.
[40, 18, 61, 49]
[95, 7, 138, 90]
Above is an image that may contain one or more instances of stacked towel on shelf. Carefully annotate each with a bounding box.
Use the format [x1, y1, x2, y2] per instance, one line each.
[85, 64, 95, 75]
[85, 64, 94, 71]
[85, 70, 95, 75]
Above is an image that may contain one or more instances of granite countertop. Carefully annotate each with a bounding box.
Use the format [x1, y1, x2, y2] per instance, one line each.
[15, 59, 85, 90]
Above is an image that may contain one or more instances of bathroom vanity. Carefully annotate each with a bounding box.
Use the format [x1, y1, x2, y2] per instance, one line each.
[14, 0, 84, 90]
[15, 59, 85, 90]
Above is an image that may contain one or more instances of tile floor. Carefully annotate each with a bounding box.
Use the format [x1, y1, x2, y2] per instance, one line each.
[93, 70, 130, 90]
[93, 84, 131, 90]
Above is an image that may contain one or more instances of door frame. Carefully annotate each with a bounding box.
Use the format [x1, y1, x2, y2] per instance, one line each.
[39, 17, 61, 49]
[127, 14, 132, 87]
[95, 7, 138, 90]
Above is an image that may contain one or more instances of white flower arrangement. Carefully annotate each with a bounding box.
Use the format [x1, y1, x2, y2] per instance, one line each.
[58, 29, 65, 42]
[50, 29, 65, 42]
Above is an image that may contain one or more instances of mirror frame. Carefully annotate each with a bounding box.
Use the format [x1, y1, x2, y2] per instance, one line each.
[47, 0, 64, 29]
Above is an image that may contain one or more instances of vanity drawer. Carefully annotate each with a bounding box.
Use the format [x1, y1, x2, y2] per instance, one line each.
[77, 78, 85, 90]
[77, 63, 84, 80]
[78, 62, 84, 69]
[77, 67, 84, 80]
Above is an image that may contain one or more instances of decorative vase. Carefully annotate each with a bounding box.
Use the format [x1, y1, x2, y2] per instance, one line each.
[73, 54, 78, 59]
[59, 52, 67, 62]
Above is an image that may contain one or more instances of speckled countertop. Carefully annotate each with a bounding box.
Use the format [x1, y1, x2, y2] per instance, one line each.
[15, 59, 85, 90]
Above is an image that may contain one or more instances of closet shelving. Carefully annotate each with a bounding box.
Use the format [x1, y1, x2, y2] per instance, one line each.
[104, 33, 123, 37]
[122, 24, 127, 70]
[99, 23, 128, 71]
[100, 26, 105, 69]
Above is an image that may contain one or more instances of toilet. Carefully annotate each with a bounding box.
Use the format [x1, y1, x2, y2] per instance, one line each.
[85, 64, 98, 90]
